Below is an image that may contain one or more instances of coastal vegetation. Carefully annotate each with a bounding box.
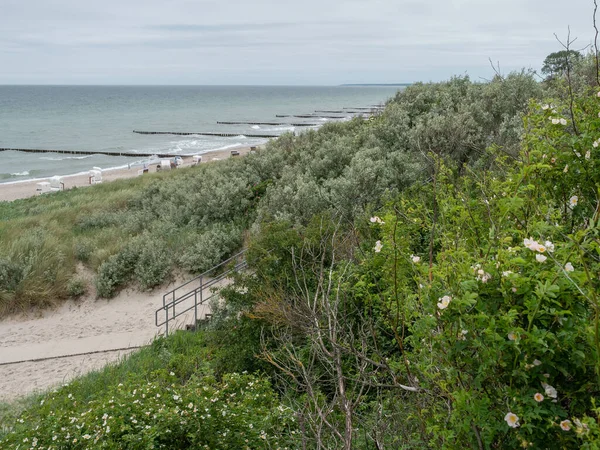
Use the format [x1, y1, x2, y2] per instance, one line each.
[2, 52, 600, 448]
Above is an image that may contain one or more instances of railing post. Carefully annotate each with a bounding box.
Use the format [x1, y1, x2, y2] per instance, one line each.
[194, 290, 198, 331]
[165, 301, 169, 337]
[172, 291, 176, 329]
[200, 276, 203, 311]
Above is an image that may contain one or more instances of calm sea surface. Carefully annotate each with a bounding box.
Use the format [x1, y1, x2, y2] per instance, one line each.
[0, 86, 400, 183]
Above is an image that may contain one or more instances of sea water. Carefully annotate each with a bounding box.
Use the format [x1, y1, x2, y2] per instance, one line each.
[0, 85, 400, 183]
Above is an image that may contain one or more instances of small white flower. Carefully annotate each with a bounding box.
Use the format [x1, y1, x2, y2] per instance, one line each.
[575, 151, 581, 158]
[560, 419, 572, 431]
[374, 241, 383, 253]
[551, 118, 560, 125]
[504, 412, 520, 428]
[542, 382, 558, 399]
[534, 393, 544, 402]
[502, 271, 513, 277]
[559, 118, 567, 125]
[523, 238, 537, 251]
[563, 164, 569, 173]
[551, 157, 556, 163]
[437, 295, 451, 310]
[573, 418, 590, 435]
[544, 241, 555, 252]
[476, 270, 491, 283]
[594, 140, 599, 148]
[508, 331, 518, 341]
[569, 195, 578, 207]
[83, 434, 91, 440]
[565, 262, 574, 272]
[536, 254, 547, 263]
[173, 395, 179, 401]
[586, 150, 591, 159]
[370, 216, 385, 224]
[411, 254, 421, 263]
[597, 91, 600, 97]
[533, 359, 542, 366]
[542, 104, 550, 110]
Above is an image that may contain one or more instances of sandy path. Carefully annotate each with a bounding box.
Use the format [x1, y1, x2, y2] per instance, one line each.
[0, 276, 227, 401]
[0, 145, 255, 202]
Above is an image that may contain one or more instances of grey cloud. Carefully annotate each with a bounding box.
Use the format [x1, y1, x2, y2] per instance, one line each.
[0, 0, 594, 84]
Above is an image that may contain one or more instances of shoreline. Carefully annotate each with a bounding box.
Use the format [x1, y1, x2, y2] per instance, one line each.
[0, 145, 257, 203]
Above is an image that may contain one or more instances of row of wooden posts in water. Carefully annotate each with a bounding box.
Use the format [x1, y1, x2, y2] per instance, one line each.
[1, 106, 384, 158]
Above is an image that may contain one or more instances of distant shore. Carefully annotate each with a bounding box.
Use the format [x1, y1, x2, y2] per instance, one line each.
[0, 145, 256, 203]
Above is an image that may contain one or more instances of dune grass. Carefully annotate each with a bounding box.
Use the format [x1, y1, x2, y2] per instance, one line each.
[0, 164, 246, 314]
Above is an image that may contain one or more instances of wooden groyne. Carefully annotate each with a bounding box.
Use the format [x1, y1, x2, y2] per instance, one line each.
[315, 110, 368, 114]
[216, 121, 319, 127]
[276, 114, 346, 119]
[133, 130, 280, 138]
[0, 147, 179, 158]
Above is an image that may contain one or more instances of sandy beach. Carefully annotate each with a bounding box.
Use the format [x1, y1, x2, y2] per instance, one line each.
[0, 145, 256, 203]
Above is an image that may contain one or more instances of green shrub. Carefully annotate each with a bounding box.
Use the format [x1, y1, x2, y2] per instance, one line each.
[73, 240, 92, 263]
[134, 240, 172, 290]
[0, 372, 298, 449]
[66, 277, 86, 298]
[95, 244, 140, 298]
[179, 224, 243, 274]
[0, 259, 23, 292]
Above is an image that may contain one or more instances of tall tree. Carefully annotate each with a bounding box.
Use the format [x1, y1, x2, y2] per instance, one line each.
[541, 50, 583, 79]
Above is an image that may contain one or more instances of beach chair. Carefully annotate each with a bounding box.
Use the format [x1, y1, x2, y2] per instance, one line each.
[230, 150, 240, 157]
[192, 155, 202, 166]
[160, 160, 171, 171]
[49, 176, 64, 192]
[89, 169, 102, 185]
[36, 182, 51, 195]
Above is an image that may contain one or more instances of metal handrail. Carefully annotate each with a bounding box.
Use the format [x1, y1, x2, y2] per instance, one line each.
[154, 261, 248, 328]
[156, 250, 248, 336]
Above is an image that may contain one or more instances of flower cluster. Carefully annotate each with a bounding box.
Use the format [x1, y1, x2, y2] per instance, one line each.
[370, 216, 385, 224]
[0, 372, 298, 449]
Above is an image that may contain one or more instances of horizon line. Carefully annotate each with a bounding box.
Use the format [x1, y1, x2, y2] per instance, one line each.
[0, 83, 412, 87]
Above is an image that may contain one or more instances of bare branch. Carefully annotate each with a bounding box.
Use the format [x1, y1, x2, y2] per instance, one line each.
[554, 28, 580, 135]
[595, 0, 600, 86]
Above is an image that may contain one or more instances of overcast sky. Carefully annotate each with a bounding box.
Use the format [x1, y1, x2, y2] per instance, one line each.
[0, 0, 594, 85]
